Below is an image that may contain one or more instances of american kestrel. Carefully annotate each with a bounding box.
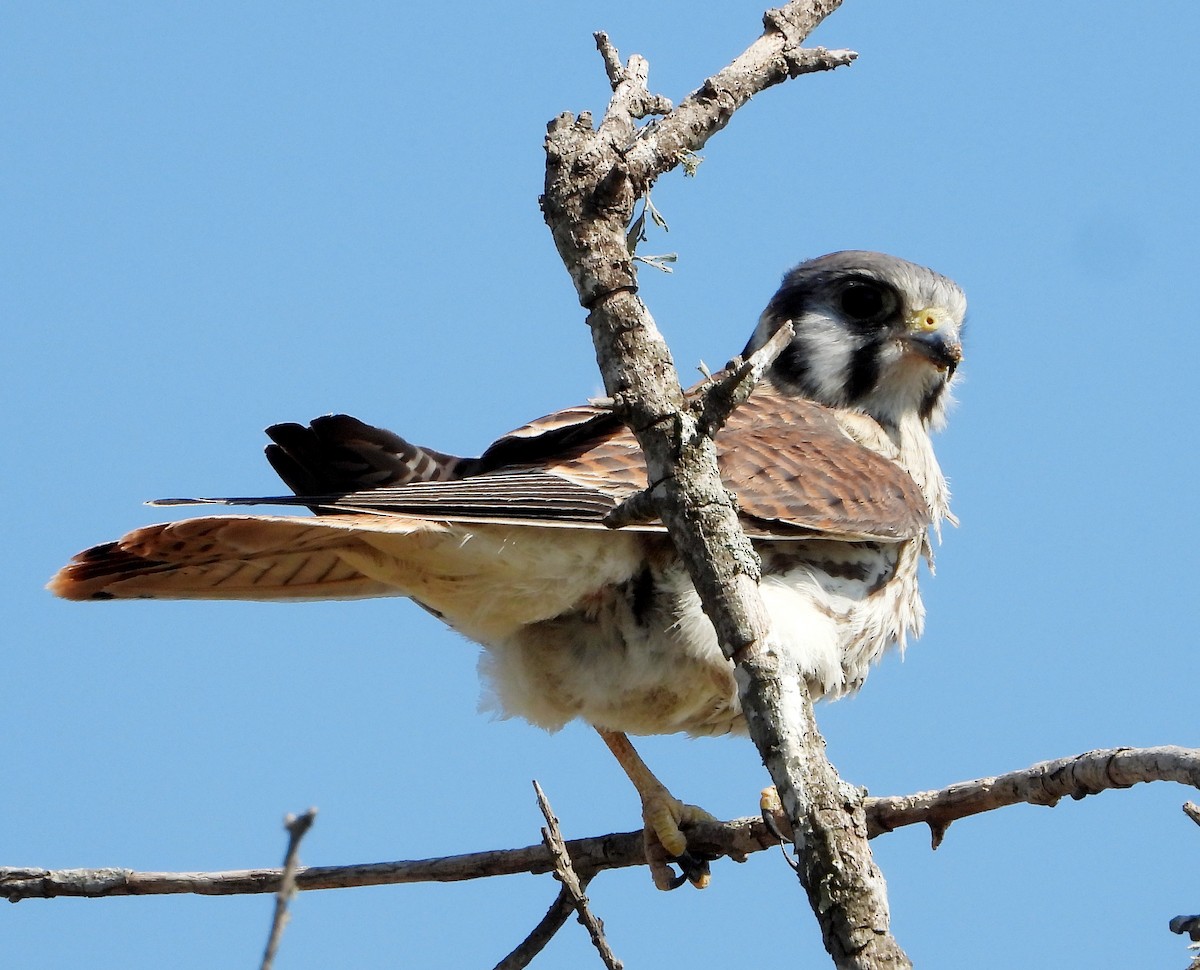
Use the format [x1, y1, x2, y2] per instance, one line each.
[50, 251, 965, 890]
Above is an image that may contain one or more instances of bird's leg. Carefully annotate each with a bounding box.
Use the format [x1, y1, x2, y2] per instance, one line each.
[596, 727, 717, 890]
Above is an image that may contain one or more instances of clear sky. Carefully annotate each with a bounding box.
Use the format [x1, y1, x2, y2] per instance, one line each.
[5, 2, 1199, 967]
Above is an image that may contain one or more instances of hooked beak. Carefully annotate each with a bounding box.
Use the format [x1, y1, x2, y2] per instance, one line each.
[904, 307, 962, 378]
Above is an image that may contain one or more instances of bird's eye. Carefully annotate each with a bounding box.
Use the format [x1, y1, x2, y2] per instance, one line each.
[839, 282, 887, 322]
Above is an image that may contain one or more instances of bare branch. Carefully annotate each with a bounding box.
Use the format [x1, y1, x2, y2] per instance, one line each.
[594, 33, 672, 119]
[619, 5, 857, 185]
[602, 322, 795, 530]
[260, 808, 317, 970]
[494, 883, 587, 970]
[8, 747, 1195, 905]
[542, 2, 914, 966]
[864, 746, 1200, 848]
[691, 320, 795, 438]
[534, 782, 622, 970]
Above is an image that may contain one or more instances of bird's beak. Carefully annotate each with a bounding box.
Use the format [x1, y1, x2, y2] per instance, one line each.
[903, 307, 962, 377]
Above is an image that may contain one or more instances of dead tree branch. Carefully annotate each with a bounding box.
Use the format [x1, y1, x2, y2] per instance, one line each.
[864, 746, 1200, 847]
[494, 882, 590, 970]
[260, 808, 317, 970]
[7, 746, 1194, 905]
[541, 3, 906, 966]
[533, 781, 622, 970]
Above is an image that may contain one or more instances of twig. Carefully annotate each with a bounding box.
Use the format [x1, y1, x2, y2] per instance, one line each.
[864, 746, 1200, 848]
[594, 32, 672, 120]
[692, 320, 795, 437]
[602, 323, 794, 530]
[534, 782, 621, 970]
[260, 808, 317, 970]
[494, 883, 588, 970]
[6, 747, 1197, 903]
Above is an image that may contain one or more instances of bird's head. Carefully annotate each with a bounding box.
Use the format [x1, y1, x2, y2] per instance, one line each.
[745, 251, 966, 429]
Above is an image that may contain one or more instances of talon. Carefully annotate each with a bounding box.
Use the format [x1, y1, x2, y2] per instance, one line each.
[760, 785, 794, 841]
[676, 851, 711, 889]
[641, 794, 718, 890]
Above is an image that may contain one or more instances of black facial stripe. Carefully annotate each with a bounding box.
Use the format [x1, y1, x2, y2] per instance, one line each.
[845, 342, 882, 402]
[768, 339, 813, 395]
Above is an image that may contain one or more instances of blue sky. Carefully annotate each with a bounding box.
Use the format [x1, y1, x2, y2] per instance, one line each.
[4, 2, 1199, 967]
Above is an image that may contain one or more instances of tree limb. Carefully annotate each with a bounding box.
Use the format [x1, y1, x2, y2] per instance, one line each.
[864, 746, 1200, 848]
[541, 3, 907, 967]
[7, 746, 1194, 904]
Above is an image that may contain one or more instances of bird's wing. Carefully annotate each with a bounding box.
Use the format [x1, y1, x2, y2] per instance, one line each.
[527, 389, 930, 541]
[715, 390, 932, 540]
[50, 385, 932, 602]
[159, 386, 929, 542]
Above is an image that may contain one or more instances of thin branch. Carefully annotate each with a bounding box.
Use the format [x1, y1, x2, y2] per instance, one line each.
[7, 746, 1196, 903]
[594, 32, 672, 119]
[691, 320, 796, 437]
[534, 782, 621, 970]
[494, 883, 588, 970]
[864, 746, 1200, 848]
[619, 7, 857, 185]
[260, 808, 317, 970]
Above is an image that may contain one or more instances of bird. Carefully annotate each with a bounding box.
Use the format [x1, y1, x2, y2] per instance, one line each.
[49, 250, 965, 890]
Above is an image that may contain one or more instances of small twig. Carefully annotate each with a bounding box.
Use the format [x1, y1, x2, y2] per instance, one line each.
[1184, 802, 1200, 827]
[593, 32, 672, 120]
[494, 882, 589, 970]
[865, 747, 1200, 849]
[534, 781, 622, 970]
[603, 325, 793, 531]
[692, 320, 794, 437]
[260, 808, 317, 970]
[594, 31, 625, 88]
[602, 483, 662, 530]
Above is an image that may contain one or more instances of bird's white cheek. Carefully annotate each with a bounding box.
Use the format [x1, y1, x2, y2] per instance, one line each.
[800, 319, 858, 403]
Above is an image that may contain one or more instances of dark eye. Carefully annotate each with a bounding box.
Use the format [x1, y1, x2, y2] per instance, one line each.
[839, 282, 887, 321]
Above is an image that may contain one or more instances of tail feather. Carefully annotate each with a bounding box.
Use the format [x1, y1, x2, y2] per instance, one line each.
[49, 512, 645, 647]
[48, 514, 425, 602]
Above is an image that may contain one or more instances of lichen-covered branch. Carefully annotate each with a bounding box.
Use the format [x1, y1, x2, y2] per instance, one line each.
[7, 746, 1196, 905]
[540, 2, 909, 967]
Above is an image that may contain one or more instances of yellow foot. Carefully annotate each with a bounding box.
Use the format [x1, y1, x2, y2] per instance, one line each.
[595, 728, 720, 890]
[642, 791, 718, 891]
